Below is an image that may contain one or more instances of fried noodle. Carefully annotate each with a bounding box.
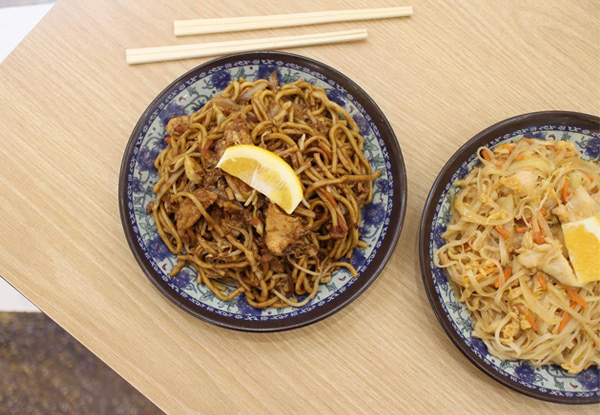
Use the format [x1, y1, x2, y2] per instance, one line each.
[150, 74, 380, 309]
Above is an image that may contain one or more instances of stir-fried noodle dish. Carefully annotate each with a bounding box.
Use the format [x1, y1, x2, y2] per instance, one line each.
[435, 138, 600, 373]
[148, 73, 380, 309]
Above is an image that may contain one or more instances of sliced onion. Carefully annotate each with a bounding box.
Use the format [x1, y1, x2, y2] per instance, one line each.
[290, 102, 305, 113]
[268, 71, 279, 89]
[240, 81, 268, 100]
[268, 101, 281, 118]
[210, 97, 240, 111]
[509, 158, 552, 176]
[183, 155, 203, 184]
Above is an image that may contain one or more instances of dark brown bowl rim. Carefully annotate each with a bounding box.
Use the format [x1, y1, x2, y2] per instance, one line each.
[119, 51, 407, 332]
[419, 110, 600, 404]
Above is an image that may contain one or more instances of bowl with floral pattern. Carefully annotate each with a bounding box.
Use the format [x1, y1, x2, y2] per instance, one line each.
[419, 111, 600, 404]
[119, 51, 407, 332]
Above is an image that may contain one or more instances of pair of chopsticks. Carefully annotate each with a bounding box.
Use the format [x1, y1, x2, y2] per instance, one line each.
[126, 6, 413, 65]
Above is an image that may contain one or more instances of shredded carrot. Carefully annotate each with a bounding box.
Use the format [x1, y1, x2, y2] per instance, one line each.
[562, 178, 570, 202]
[514, 154, 526, 161]
[495, 268, 512, 288]
[533, 230, 546, 244]
[557, 304, 577, 334]
[585, 173, 595, 182]
[516, 304, 538, 332]
[537, 273, 547, 290]
[540, 207, 547, 216]
[318, 188, 338, 209]
[164, 136, 171, 144]
[557, 313, 570, 334]
[495, 226, 510, 240]
[516, 225, 528, 233]
[476, 267, 495, 280]
[566, 288, 588, 309]
[495, 160, 505, 167]
[500, 143, 516, 152]
[482, 148, 492, 162]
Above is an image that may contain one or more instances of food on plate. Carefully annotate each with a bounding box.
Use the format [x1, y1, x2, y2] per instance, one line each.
[149, 74, 380, 308]
[435, 138, 600, 373]
[216, 144, 303, 214]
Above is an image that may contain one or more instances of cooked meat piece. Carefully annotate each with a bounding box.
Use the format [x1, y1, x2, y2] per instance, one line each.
[193, 189, 218, 205]
[166, 115, 190, 137]
[176, 199, 201, 234]
[213, 140, 227, 159]
[517, 232, 583, 287]
[554, 186, 600, 223]
[224, 117, 252, 147]
[175, 189, 218, 234]
[212, 118, 252, 160]
[265, 203, 304, 255]
[500, 170, 540, 196]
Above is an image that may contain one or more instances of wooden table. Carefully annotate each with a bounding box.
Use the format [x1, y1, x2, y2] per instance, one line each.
[1, 0, 598, 413]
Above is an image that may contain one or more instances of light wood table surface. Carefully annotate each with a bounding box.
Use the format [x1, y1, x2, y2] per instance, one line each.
[1, 0, 598, 413]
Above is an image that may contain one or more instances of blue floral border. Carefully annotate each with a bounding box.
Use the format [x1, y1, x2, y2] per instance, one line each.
[428, 125, 600, 398]
[125, 59, 394, 322]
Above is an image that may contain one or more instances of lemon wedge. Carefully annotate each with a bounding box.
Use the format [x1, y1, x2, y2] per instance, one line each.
[216, 145, 303, 214]
[562, 216, 600, 283]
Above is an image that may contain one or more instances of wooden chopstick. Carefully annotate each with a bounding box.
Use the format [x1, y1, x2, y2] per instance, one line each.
[174, 7, 413, 36]
[126, 29, 368, 65]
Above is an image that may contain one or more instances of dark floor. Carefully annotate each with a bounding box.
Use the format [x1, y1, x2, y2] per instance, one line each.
[0, 312, 165, 415]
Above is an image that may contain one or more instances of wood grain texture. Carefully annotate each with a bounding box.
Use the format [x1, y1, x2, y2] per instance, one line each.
[0, 0, 598, 413]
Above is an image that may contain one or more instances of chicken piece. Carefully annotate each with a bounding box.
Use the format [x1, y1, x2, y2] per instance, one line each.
[224, 117, 252, 147]
[213, 117, 253, 160]
[176, 200, 201, 234]
[175, 189, 218, 233]
[500, 170, 540, 196]
[554, 186, 600, 223]
[265, 203, 304, 255]
[166, 115, 190, 137]
[513, 170, 540, 194]
[516, 233, 583, 287]
[193, 189, 218, 206]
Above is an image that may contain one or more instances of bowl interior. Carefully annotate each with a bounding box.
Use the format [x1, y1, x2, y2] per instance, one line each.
[422, 112, 600, 403]
[121, 53, 405, 331]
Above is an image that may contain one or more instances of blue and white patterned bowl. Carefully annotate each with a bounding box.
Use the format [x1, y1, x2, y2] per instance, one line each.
[119, 52, 407, 332]
[419, 111, 600, 404]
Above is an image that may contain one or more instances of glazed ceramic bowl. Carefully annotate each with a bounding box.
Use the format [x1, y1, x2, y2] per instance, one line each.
[119, 51, 407, 332]
[419, 111, 600, 403]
